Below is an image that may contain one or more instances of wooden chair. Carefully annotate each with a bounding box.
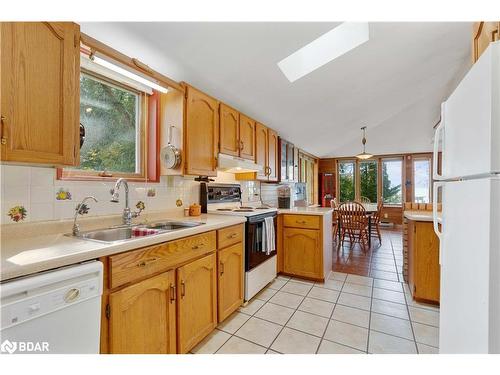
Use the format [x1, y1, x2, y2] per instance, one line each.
[360, 196, 371, 204]
[338, 202, 370, 249]
[371, 201, 384, 244]
[330, 198, 339, 240]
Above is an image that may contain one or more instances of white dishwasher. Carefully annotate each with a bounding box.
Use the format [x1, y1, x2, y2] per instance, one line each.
[0, 261, 103, 354]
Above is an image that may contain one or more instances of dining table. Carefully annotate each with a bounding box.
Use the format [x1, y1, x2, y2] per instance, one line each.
[333, 203, 378, 247]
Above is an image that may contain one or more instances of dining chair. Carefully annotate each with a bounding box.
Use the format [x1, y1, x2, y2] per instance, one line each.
[371, 201, 384, 244]
[338, 201, 370, 249]
[360, 196, 371, 204]
[330, 198, 339, 240]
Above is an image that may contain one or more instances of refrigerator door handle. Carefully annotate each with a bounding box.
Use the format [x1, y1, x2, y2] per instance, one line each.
[433, 103, 445, 180]
[433, 181, 444, 264]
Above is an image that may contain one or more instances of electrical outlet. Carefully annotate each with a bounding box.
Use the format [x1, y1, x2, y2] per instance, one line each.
[384, 213, 388, 218]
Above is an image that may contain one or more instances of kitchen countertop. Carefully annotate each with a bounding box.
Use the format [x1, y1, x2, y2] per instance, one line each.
[0, 213, 246, 282]
[278, 207, 333, 216]
[404, 210, 442, 222]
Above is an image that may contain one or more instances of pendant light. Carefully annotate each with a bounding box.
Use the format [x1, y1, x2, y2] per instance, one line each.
[356, 126, 373, 160]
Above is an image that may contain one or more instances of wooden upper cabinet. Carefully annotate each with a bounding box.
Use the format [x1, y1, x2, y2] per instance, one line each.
[108, 271, 177, 354]
[184, 85, 219, 176]
[267, 128, 279, 182]
[472, 22, 500, 63]
[177, 253, 217, 353]
[283, 227, 322, 279]
[239, 114, 256, 161]
[219, 103, 239, 157]
[217, 242, 244, 322]
[0, 22, 80, 165]
[255, 122, 268, 180]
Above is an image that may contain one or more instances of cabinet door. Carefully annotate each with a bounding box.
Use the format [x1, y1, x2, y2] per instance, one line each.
[218, 242, 244, 322]
[219, 103, 239, 157]
[267, 129, 279, 182]
[177, 253, 217, 353]
[239, 114, 256, 161]
[185, 85, 219, 176]
[279, 138, 288, 182]
[283, 228, 322, 279]
[293, 146, 299, 182]
[109, 271, 177, 354]
[472, 22, 500, 63]
[414, 222, 440, 303]
[255, 122, 268, 180]
[1, 22, 80, 165]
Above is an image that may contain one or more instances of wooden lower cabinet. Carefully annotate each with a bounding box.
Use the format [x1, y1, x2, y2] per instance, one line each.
[283, 227, 322, 279]
[217, 242, 244, 322]
[407, 220, 440, 304]
[108, 270, 177, 354]
[177, 252, 218, 353]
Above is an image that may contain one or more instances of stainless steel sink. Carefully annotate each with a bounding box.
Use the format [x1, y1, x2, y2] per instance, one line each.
[69, 221, 204, 243]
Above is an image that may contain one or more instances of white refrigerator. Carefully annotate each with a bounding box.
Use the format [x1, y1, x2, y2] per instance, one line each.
[433, 41, 500, 354]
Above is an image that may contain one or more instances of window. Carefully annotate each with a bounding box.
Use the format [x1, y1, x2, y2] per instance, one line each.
[382, 158, 403, 205]
[359, 160, 378, 203]
[413, 158, 431, 203]
[338, 161, 356, 202]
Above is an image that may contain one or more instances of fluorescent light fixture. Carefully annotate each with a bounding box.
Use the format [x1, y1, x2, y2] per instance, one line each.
[277, 22, 369, 82]
[92, 55, 169, 93]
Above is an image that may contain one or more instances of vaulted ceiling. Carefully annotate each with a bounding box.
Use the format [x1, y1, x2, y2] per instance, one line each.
[81, 22, 472, 158]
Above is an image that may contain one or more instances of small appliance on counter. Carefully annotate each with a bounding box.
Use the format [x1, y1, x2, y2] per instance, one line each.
[201, 183, 278, 301]
[277, 185, 291, 208]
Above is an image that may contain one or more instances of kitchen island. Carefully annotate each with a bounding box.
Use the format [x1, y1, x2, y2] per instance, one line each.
[277, 207, 333, 282]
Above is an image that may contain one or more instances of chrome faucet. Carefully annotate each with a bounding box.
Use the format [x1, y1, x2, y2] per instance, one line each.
[110, 178, 141, 225]
[72, 196, 98, 236]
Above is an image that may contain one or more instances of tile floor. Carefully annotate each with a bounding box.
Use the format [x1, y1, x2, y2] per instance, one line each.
[192, 229, 440, 354]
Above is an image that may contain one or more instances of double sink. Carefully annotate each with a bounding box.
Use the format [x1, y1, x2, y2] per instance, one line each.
[72, 220, 204, 244]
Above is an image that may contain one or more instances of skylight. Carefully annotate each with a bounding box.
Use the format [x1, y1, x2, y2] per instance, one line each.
[277, 22, 370, 82]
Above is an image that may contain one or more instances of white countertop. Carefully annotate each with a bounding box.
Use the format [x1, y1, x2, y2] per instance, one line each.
[278, 207, 333, 216]
[404, 210, 441, 222]
[0, 213, 246, 282]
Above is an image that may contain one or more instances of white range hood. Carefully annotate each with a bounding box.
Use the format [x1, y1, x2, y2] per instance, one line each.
[217, 153, 263, 174]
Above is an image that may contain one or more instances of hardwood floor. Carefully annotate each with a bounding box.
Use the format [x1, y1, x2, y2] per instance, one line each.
[332, 226, 404, 283]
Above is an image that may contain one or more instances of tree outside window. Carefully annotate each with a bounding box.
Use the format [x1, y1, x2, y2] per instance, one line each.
[382, 159, 403, 204]
[359, 160, 378, 203]
[338, 161, 355, 202]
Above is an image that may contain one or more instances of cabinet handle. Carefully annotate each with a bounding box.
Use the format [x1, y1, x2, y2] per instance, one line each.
[227, 233, 237, 239]
[239, 140, 244, 150]
[192, 243, 204, 250]
[136, 257, 158, 268]
[180, 280, 186, 298]
[220, 262, 225, 276]
[170, 284, 176, 303]
[1, 115, 6, 145]
[296, 220, 307, 224]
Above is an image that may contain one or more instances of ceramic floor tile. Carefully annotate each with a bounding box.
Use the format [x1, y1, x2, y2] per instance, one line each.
[255, 302, 295, 325]
[289, 278, 316, 286]
[276, 275, 291, 282]
[371, 299, 409, 320]
[269, 291, 305, 309]
[342, 282, 372, 297]
[373, 279, 404, 292]
[238, 298, 265, 315]
[372, 288, 406, 304]
[331, 304, 370, 328]
[324, 320, 368, 351]
[298, 297, 335, 318]
[412, 322, 439, 348]
[217, 311, 251, 334]
[286, 310, 329, 337]
[370, 270, 399, 281]
[266, 349, 281, 354]
[315, 279, 344, 291]
[337, 292, 372, 311]
[371, 263, 398, 273]
[317, 339, 365, 354]
[346, 274, 374, 286]
[271, 327, 321, 354]
[280, 281, 313, 296]
[307, 286, 340, 303]
[216, 336, 267, 354]
[191, 329, 231, 354]
[417, 343, 439, 354]
[330, 272, 348, 281]
[370, 312, 414, 340]
[408, 306, 439, 327]
[406, 298, 440, 312]
[268, 278, 287, 290]
[255, 287, 278, 301]
[235, 317, 283, 347]
[368, 331, 417, 354]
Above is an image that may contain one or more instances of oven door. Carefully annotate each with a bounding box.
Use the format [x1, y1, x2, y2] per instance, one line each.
[245, 213, 277, 272]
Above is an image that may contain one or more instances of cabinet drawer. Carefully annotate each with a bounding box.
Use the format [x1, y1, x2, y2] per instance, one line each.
[109, 231, 217, 289]
[217, 224, 244, 249]
[283, 214, 320, 229]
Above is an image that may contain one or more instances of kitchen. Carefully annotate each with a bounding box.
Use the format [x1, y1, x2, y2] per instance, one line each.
[0, 3, 499, 371]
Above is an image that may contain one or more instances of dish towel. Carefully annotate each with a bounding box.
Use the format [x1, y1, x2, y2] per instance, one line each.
[263, 217, 276, 255]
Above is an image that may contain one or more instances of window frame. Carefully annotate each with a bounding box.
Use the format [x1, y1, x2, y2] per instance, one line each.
[381, 157, 404, 207]
[59, 69, 150, 182]
[358, 159, 379, 204]
[412, 156, 432, 204]
[337, 159, 357, 203]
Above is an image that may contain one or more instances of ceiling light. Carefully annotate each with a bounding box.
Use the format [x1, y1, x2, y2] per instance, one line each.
[91, 55, 169, 93]
[356, 126, 373, 160]
[277, 22, 369, 82]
